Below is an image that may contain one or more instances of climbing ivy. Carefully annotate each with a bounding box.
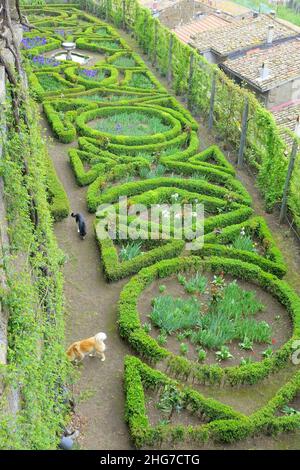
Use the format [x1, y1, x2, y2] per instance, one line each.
[0, 101, 72, 449]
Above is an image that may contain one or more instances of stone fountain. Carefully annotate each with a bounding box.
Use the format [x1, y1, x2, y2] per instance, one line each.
[53, 41, 90, 64]
[62, 41, 76, 61]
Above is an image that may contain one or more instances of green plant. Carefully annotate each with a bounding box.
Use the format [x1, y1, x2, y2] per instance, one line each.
[215, 346, 233, 361]
[197, 348, 207, 362]
[240, 357, 253, 366]
[232, 233, 256, 253]
[143, 322, 152, 333]
[159, 284, 166, 293]
[262, 347, 274, 359]
[157, 384, 185, 417]
[281, 405, 300, 416]
[177, 332, 186, 342]
[179, 343, 188, 356]
[239, 336, 253, 351]
[178, 272, 207, 294]
[119, 241, 143, 261]
[150, 295, 201, 334]
[157, 330, 168, 345]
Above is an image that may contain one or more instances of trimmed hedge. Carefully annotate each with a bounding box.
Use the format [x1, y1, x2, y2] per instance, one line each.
[45, 151, 70, 221]
[124, 355, 300, 447]
[28, 70, 84, 102]
[124, 355, 245, 447]
[75, 105, 182, 145]
[119, 256, 300, 386]
[64, 64, 119, 89]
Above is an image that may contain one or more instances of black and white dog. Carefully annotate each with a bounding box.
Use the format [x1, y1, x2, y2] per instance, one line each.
[71, 213, 87, 240]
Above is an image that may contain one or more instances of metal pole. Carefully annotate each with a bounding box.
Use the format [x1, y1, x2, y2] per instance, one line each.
[122, 0, 126, 30]
[187, 52, 194, 110]
[279, 137, 299, 224]
[152, 21, 158, 66]
[167, 34, 173, 84]
[208, 72, 216, 130]
[238, 98, 249, 167]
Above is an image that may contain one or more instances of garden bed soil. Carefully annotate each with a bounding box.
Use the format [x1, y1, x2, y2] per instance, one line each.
[138, 272, 292, 367]
[145, 389, 206, 428]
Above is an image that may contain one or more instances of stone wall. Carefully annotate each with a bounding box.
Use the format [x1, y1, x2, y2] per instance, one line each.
[0, 65, 8, 371]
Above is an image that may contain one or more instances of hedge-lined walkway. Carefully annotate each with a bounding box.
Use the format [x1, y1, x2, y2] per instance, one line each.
[42, 115, 131, 449]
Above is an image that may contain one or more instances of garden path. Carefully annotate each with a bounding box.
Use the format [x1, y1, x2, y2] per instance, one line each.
[41, 116, 132, 450]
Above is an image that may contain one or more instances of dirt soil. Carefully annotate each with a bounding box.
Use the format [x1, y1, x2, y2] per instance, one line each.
[138, 272, 292, 367]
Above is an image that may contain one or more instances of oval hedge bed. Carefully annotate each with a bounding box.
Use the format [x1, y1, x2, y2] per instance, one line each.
[118, 256, 300, 386]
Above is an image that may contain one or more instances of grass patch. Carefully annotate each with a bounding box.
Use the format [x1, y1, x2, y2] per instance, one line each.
[150, 295, 201, 334]
[37, 74, 66, 91]
[92, 111, 171, 136]
[128, 72, 155, 89]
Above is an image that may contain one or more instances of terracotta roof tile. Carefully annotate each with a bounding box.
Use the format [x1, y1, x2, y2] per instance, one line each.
[191, 14, 296, 55]
[222, 39, 300, 91]
[172, 14, 230, 44]
[273, 101, 300, 148]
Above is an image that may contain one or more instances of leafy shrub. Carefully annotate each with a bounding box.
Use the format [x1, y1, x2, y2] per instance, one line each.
[119, 241, 143, 261]
[150, 295, 201, 334]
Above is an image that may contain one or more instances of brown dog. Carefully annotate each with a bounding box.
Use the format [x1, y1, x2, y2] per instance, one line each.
[67, 332, 107, 362]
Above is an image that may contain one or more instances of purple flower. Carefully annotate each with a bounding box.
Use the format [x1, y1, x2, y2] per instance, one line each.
[22, 36, 47, 50]
[80, 68, 98, 79]
[31, 55, 60, 67]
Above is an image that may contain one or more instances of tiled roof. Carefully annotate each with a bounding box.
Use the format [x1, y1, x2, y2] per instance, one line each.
[190, 14, 297, 56]
[140, 0, 184, 10]
[173, 14, 230, 44]
[273, 101, 300, 148]
[222, 39, 300, 92]
[206, 0, 250, 17]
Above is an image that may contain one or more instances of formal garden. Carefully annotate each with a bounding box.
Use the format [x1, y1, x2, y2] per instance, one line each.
[0, 0, 299, 450]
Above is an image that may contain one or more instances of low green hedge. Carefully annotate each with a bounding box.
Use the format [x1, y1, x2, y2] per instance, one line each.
[125, 355, 300, 447]
[29, 70, 84, 102]
[119, 256, 300, 386]
[95, 227, 185, 281]
[43, 101, 82, 143]
[93, 175, 251, 208]
[76, 35, 129, 54]
[124, 355, 245, 448]
[201, 216, 286, 278]
[75, 105, 182, 145]
[45, 152, 70, 221]
[64, 65, 119, 89]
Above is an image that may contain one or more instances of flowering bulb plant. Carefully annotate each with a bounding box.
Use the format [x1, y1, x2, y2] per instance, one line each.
[31, 55, 60, 67]
[22, 36, 47, 50]
[79, 68, 98, 79]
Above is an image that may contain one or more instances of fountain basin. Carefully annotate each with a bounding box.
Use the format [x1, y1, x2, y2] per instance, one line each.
[53, 41, 90, 64]
[54, 51, 90, 64]
[51, 41, 91, 64]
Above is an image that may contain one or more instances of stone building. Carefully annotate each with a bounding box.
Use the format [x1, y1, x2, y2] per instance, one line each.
[189, 13, 298, 63]
[221, 38, 300, 109]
